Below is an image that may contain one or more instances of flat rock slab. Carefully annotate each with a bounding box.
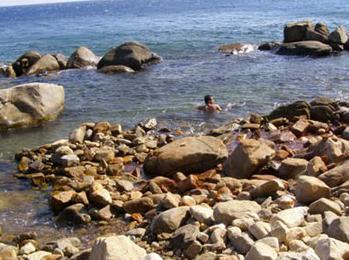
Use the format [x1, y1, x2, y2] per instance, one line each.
[144, 136, 228, 177]
[276, 41, 332, 56]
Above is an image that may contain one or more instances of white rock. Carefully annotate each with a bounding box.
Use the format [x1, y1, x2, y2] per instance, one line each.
[89, 235, 147, 260]
[245, 241, 277, 260]
[190, 205, 213, 224]
[271, 207, 308, 228]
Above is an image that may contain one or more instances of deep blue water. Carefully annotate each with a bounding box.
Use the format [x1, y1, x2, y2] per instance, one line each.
[0, 0, 349, 232]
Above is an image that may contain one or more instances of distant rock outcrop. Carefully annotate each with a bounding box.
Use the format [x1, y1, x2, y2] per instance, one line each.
[259, 20, 349, 57]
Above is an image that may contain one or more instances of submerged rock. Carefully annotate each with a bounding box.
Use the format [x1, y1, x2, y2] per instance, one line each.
[98, 65, 135, 74]
[97, 41, 161, 71]
[218, 43, 254, 54]
[144, 136, 227, 177]
[276, 41, 332, 56]
[0, 83, 65, 130]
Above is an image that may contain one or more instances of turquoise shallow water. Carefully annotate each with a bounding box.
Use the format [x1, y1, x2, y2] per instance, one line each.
[0, 0, 349, 233]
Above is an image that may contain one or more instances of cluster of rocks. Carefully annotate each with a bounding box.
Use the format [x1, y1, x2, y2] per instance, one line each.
[8, 96, 349, 259]
[0, 231, 89, 260]
[0, 41, 161, 78]
[0, 230, 164, 260]
[0, 83, 65, 130]
[259, 20, 349, 56]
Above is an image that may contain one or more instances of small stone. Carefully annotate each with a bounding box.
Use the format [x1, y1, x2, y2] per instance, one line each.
[151, 206, 190, 234]
[116, 180, 134, 192]
[89, 184, 112, 206]
[69, 126, 86, 144]
[20, 242, 36, 255]
[184, 240, 202, 258]
[295, 176, 330, 204]
[245, 241, 277, 260]
[60, 154, 80, 167]
[160, 193, 180, 209]
[213, 200, 261, 225]
[181, 195, 196, 206]
[94, 147, 115, 163]
[271, 207, 308, 228]
[248, 221, 271, 240]
[315, 237, 349, 260]
[327, 216, 349, 243]
[89, 235, 146, 260]
[190, 205, 213, 224]
[278, 158, 308, 179]
[123, 197, 155, 214]
[227, 227, 254, 254]
[307, 156, 327, 176]
[309, 198, 342, 215]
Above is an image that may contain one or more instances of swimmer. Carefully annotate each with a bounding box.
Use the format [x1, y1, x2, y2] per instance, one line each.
[198, 95, 222, 112]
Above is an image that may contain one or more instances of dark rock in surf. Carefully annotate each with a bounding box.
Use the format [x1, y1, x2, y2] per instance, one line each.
[97, 41, 161, 71]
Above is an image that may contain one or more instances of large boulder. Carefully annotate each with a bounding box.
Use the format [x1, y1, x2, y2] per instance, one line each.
[213, 200, 261, 225]
[26, 54, 60, 75]
[276, 41, 332, 56]
[12, 51, 42, 76]
[284, 21, 313, 43]
[67, 46, 99, 69]
[0, 83, 65, 130]
[97, 41, 161, 71]
[328, 26, 348, 45]
[223, 139, 275, 179]
[89, 235, 147, 260]
[144, 136, 227, 177]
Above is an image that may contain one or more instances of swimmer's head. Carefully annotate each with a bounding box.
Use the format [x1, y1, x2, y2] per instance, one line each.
[204, 95, 214, 105]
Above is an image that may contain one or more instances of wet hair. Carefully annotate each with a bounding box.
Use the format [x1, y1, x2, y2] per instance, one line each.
[204, 95, 213, 105]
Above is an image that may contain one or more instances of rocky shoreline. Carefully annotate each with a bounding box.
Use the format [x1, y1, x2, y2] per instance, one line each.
[1, 96, 349, 259]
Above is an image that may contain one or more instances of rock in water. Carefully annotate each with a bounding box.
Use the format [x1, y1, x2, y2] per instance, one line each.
[223, 139, 275, 179]
[98, 65, 135, 74]
[12, 51, 41, 76]
[328, 26, 348, 45]
[97, 41, 161, 71]
[26, 54, 60, 75]
[144, 136, 227, 177]
[0, 83, 65, 130]
[276, 41, 332, 56]
[218, 43, 254, 54]
[89, 235, 147, 260]
[283, 21, 313, 43]
[67, 46, 99, 69]
[268, 100, 310, 121]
